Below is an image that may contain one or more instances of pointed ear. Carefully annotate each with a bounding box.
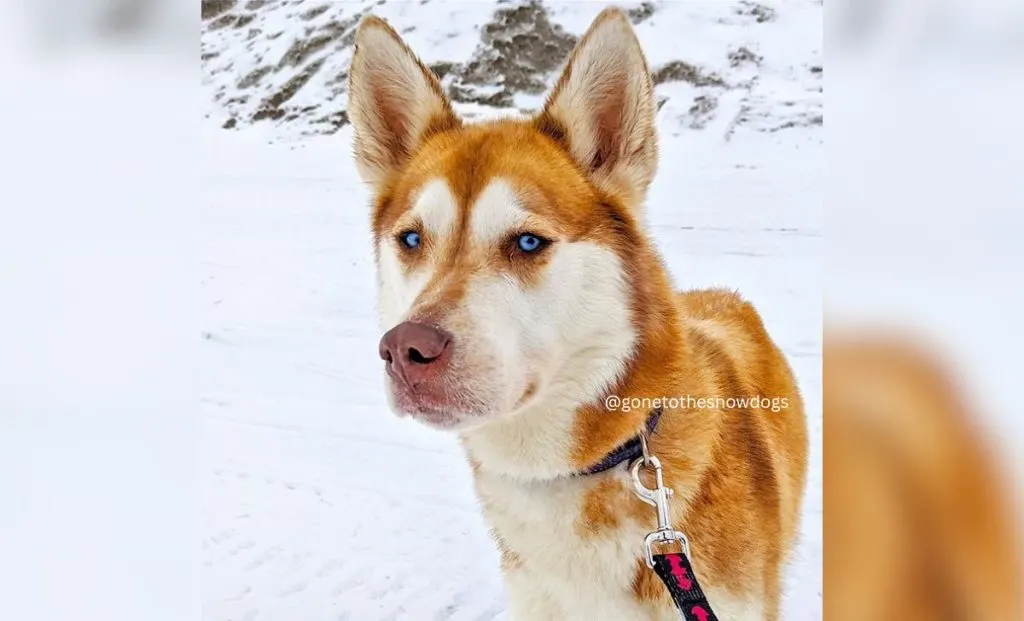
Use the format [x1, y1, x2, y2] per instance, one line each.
[348, 17, 460, 187]
[536, 8, 657, 207]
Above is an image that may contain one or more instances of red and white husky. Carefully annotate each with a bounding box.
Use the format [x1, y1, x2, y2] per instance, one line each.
[349, 8, 808, 620]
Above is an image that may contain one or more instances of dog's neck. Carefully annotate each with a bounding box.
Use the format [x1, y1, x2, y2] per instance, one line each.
[460, 241, 689, 482]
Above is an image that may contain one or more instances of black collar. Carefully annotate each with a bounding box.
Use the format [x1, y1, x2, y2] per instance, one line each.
[574, 407, 664, 476]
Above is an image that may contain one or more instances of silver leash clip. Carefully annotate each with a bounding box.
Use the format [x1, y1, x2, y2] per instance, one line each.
[631, 436, 690, 568]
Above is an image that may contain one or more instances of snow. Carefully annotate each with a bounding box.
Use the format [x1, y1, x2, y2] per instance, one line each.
[202, 1, 821, 619]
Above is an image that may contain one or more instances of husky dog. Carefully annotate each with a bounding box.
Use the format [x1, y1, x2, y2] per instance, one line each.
[348, 9, 808, 620]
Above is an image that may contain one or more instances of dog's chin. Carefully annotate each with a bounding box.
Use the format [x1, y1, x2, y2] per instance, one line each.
[386, 381, 498, 432]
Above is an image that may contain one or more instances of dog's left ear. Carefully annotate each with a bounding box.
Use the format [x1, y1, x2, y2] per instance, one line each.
[536, 8, 657, 208]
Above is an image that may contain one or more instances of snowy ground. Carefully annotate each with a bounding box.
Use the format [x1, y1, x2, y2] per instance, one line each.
[201, 117, 822, 620]
[202, 1, 821, 619]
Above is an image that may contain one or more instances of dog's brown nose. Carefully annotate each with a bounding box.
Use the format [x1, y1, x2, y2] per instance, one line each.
[378, 322, 452, 389]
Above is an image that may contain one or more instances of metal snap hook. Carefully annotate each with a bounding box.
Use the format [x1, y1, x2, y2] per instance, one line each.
[631, 456, 689, 568]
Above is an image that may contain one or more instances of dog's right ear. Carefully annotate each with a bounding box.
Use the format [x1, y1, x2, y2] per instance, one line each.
[348, 17, 460, 188]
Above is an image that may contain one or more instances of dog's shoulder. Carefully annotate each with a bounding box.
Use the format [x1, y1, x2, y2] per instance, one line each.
[676, 288, 766, 341]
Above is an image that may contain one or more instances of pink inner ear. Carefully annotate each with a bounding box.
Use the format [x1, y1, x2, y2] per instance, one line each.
[371, 85, 413, 164]
[589, 72, 628, 172]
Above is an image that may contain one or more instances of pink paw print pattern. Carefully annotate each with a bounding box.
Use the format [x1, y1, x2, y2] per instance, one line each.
[651, 553, 720, 621]
[666, 554, 693, 590]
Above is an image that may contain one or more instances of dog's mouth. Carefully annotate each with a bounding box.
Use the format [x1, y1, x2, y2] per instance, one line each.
[388, 376, 543, 433]
[391, 386, 457, 428]
[388, 371, 542, 433]
[386, 373, 485, 430]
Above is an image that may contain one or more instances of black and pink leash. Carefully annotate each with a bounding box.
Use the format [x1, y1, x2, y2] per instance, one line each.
[577, 408, 720, 621]
[651, 552, 720, 621]
[629, 446, 720, 621]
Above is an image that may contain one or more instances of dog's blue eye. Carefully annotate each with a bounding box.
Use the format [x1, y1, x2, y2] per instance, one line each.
[400, 231, 421, 249]
[516, 233, 543, 253]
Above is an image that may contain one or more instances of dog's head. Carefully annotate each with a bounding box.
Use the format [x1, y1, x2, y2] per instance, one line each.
[349, 9, 658, 430]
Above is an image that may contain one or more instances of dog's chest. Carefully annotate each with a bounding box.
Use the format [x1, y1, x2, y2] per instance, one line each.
[474, 470, 656, 607]
[472, 471, 760, 621]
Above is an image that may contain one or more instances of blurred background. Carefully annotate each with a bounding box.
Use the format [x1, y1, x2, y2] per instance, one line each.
[828, 0, 1023, 618]
[0, 0, 1020, 620]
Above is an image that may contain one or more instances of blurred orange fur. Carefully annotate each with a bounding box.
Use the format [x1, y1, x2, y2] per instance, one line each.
[826, 330, 1021, 620]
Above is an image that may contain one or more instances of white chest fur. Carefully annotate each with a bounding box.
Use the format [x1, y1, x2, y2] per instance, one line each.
[473, 467, 674, 621]
[472, 468, 764, 621]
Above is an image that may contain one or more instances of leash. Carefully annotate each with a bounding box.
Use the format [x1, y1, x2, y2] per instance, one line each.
[629, 425, 721, 621]
[573, 408, 721, 619]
